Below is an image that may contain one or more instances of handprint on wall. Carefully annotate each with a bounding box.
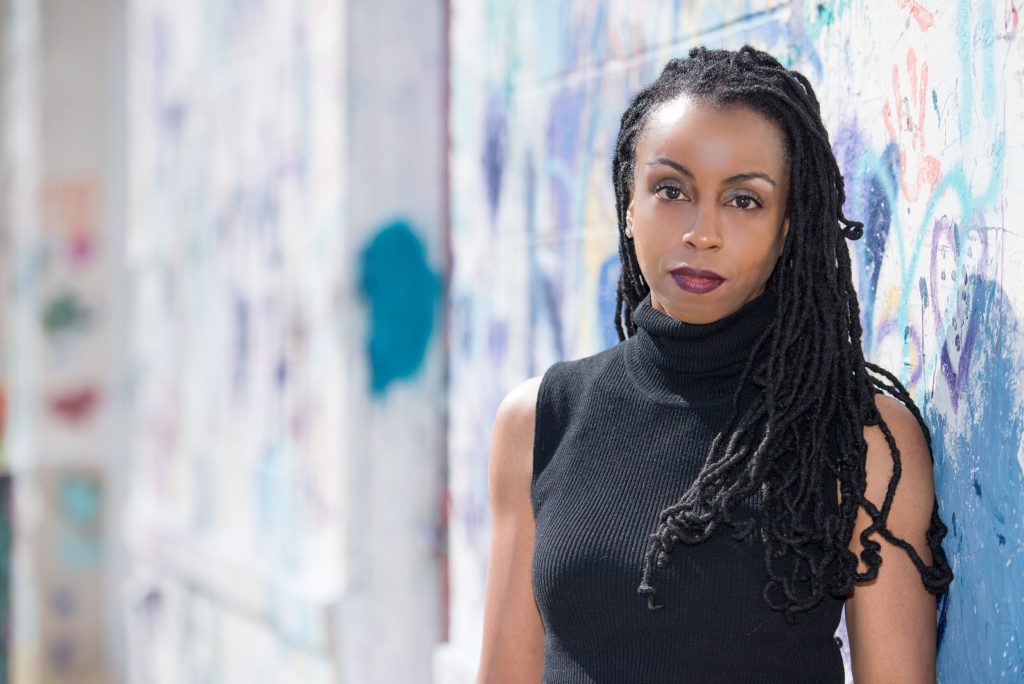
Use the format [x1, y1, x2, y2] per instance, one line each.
[882, 47, 942, 204]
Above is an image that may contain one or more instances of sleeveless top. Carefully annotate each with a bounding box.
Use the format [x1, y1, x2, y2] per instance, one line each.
[530, 288, 845, 683]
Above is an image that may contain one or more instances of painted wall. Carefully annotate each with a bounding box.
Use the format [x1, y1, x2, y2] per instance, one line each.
[444, 1, 1024, 682]
[4, 0, 448, 681]
[3, 0, 121, 681]
[122, 0, 348, 680]
[2, 2, 43, 680]
[123, 0, 447, 682]
[340, 1, 448, 681]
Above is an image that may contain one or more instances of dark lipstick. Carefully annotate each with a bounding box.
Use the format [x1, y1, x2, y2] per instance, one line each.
[670, 267, 725, 294]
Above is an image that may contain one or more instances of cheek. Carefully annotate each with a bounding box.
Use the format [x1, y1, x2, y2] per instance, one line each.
[733, 228, 784, 268]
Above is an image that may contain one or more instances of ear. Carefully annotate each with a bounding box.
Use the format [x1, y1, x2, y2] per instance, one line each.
[782, 215, 790, 240]
[626, 197, 635, 227]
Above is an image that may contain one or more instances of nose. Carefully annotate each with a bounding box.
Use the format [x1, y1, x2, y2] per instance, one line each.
[682, 206, 722, 251]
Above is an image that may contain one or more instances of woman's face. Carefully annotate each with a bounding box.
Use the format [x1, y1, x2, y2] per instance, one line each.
[627, 96, 791, 324]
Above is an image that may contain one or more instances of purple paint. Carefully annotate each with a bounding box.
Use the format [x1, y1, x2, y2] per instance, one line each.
[928, 217, 990, 412]
[482, 90, 507, 227]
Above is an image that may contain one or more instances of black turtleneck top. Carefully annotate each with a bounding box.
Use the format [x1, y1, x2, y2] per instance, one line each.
[530, 289, 845, 683]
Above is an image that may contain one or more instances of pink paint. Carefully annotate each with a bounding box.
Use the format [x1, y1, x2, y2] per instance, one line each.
[69, 234, 95, 264]
[49, 388, 100, 423]
[882, 48, 941, 204]
[897, 0, 935, 31]
[40, 179, 100, 264]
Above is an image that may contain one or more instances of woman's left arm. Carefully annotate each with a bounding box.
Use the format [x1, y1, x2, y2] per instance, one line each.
[845, 393, 940, 684]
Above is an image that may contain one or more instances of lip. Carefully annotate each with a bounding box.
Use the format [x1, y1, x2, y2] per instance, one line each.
[670, 266, 726, 294]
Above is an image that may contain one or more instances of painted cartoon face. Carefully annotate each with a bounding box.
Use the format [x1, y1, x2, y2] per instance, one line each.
[627, 95, 791, 324]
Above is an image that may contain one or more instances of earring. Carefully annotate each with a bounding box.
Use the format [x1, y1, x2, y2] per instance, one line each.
[625, 220, 634, 239]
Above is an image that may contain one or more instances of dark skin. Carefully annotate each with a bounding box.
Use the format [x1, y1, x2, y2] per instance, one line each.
[477, 97, 938, 684]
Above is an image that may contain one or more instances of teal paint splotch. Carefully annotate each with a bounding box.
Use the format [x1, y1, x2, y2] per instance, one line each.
[358, 220, 441, 396]
[56, 474, 103, 570]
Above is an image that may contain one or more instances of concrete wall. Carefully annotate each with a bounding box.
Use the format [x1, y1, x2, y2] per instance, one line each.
[341, 0, 448, 681]
[444, 1, 1024, 682]
[3, 0, 122, 681]
[122, 0, 446, 682]
[121, 1, 349, 680]
[4, 0, 448, 681]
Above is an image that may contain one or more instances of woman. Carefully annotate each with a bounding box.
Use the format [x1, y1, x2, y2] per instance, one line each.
[477, 45, 953, 683]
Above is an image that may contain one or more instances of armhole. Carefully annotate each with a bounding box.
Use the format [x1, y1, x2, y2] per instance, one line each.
[530, 362, 562, 518]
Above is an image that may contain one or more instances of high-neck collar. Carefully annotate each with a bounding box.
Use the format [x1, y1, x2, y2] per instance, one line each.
[624, 288, 777, 407]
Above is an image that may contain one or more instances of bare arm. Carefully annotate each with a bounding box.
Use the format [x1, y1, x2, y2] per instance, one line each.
[845, 393, 940, 684]
[476, 376, 545, 683]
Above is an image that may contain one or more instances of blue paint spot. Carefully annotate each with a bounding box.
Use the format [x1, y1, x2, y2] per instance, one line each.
[454, 295, 473, 357]
[597, 254, 621, 349]
[275, 355, 287, 389]
[482, 90, 506, 226]
[524, 153, 564, 373]
[937, 592, 949, 645]
[233, 293, 249, 395]
[56, 475, 102, 569]
[358, 220, 441, 396]
[929, 279, 1024, 680]
[59, 476, 99, 522]
[487, 319, 507, 362]
[52, 587, 75, 617]
[545, 88, 585, 240]
[862, 144, 898, 298]
[832, 124, 899, 351]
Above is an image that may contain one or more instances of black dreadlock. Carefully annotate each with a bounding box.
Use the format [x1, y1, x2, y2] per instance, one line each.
[611, 45, 953, 622]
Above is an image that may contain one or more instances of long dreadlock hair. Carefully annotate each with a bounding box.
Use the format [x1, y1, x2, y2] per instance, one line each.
[611, 45, 953, 622]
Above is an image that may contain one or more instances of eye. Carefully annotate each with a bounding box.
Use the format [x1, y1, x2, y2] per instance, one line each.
[728, 194, 763, 210]
[654, 183, 687, 201]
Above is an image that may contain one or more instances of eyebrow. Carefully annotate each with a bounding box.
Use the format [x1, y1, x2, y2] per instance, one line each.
[645, 157, 777, 188]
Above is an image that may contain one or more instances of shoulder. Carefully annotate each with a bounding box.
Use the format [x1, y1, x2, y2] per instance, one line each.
[868, 393, 930, 455]
[855, 392, 936, 564]
[488, 376, 544, 513]
[843, 394, 943, 680]
[864, 393, 934, 501]
[494, 375, 543, 434]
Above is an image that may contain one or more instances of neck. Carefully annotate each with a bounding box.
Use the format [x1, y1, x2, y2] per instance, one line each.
[625, 288, 777, 407]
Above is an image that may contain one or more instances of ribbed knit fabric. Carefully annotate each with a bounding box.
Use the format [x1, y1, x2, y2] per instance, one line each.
[530, 288, 845, 683]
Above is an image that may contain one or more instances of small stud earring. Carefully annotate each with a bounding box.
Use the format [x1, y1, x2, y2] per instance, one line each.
[625, 222, 634, 239]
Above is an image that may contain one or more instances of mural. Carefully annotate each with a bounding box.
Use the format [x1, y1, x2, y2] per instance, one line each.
[123, 0, 347, 680]
[3, 1, 116, 681]
[36, 468, 105, 683]
[447, 1, 1023, 682]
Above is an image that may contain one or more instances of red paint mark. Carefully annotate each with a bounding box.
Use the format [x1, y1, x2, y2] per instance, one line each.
[924, 156, 942, 186]
[49, 388, 99, 423]
[69, 234, 94, 263]
[882, 48, 941, 204]
[39, 179, 99, 265]
[897, 0, 935, 31]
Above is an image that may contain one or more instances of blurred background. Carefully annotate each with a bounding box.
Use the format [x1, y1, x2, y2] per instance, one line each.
[0, 0, 1020, 682]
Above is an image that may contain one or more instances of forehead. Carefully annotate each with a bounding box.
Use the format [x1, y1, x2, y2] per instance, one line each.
[637, 95, 789, 175]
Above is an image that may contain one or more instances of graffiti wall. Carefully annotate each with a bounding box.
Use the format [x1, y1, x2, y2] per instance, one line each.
[3, 0, 118, 681]
[123, 0, 448, 681]
[446, 1, 1023, 682]
[123, 0, 347, 680]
